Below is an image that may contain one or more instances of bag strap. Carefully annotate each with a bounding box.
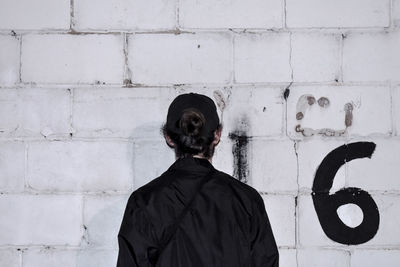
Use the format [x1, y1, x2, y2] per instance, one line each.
[157, 168, 216, 253]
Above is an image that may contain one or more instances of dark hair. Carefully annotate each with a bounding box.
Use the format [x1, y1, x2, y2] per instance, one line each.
[163, 108, 221, 158]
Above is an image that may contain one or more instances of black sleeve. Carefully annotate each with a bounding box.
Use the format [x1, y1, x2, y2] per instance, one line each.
[117, 194, 159, 267]
[249, 193, 279, 267]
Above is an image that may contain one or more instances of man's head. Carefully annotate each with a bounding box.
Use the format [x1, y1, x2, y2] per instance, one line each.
[162, 93, 222, 160]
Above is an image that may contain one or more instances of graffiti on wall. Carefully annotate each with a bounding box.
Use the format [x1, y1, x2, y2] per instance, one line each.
[216, 89, 381, 246]
[312, 142, 380, 245]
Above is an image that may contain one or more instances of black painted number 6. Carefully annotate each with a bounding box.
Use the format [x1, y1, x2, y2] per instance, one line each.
[312, 142, 380, 245]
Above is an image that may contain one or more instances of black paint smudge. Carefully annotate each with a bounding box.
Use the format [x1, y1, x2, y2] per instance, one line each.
[229, 131, 249, 183]
[312, 142, 379, 245]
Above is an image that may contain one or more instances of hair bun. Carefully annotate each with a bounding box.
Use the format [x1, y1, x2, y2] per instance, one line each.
[179, 108, 205, 137]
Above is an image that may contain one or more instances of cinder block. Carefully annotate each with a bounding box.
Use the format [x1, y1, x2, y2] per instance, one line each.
[278, 249, 297, 267]
[83, 195, 129, 249]
[347, 139, 400, 191]
[211, 135, 235, 177]
[394, 86, 400, 136]
[0, 141, 25, 192]
[0, 0, 70, 30]
[298, 195, 343, 246]
[74, 0, 175, 30]
[23, 249, 118, 267]
[23, 250, 76, 267]
[73, 87, 175, 138]
[286, 85, 392, 139]
[343, 31, 400, 82]
[291, 33, 341, 82]
[394, 0, 400, 27]
[27, 141, 134, 192]
[76, 249, 118, 267]
[298, 248, 349, 267]
[298, 195, 400, 246]
[351, 249, 400, 267]
[222, 86, 284, 137]
[234, 33, 291, 83]
[297, 139, 347, 192]
[21, 34, 124, 84]
[132, 139, 176, 190]
[250, 140, 297, 193]
[286, 0, 390, 28]
[262, 195, 296, 247]
[0, 35, 19, 85]
[179, 0, 283, 29]
[0, 250, 20, 267]
[0, 88, 71, 138]
[128, 33, 232, 84]
[0, 195, 82, 245]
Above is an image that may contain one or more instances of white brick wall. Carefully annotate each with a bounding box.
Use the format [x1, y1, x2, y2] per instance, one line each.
[342, 31, 400, 82]
[0, 35, 20, 85]
[21, 34, 124, 84]
[0, 88, 71, 138]
[27, 141, 133, 192]
[179, 0, 283, 29]
[74, 0, 176, 31]
[0, 0, 70, 30]
[286, 0, 390, 28]
[128, 33, 232, 85]
[1, 0, 399, 266]
[0, 195, 82, 245]
[234, 32, 291, 83]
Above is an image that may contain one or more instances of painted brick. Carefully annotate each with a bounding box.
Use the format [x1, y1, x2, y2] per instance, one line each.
[83, 195, 129, 249]
[0, 88, 71, 138]
[343, 31, 400, 82]
[21, 34, 124, 84]
[128, 33, 232, 85]
[0, 0, 70, 30]
[251, 140, 298, 193]
[210, 135, 235, 177]
[179, 0, 283, 29]
[77, 249, 118, 267]
[132, 139, 176, 190]
[23, 249, 118, 267]
[234, 33, 291, 83]
[286, 85, 392, 139]
[0, 35, 20, 85]
[291, 33, 341, 82]
[222, 86, 284, 137]
[298, 195, 400, 246]
[394, 0, 400, 27]
[298, 248, 349, 267]
[0, 142, 25, 192]
[394, 86, 400, 136]
[278, 249, 297, 267]
[347, 138, 400, 191]
[286, 0, 390, 28]
[297, 139, 347, 192]
[0, 195, 82, 245]
[351, 250, 400, 267]
[262, 195, 296, 247]
[27, 141, 133, 192]
[0, 250, 20, 267]
[73, 87, 175, 138]
[74, 0, 176, 30]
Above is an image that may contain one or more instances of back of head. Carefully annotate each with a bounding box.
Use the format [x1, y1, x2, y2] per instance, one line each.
[163, 93, 221, 159]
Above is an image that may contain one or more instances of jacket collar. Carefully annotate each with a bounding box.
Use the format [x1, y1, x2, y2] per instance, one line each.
[167, 155, 215, 173]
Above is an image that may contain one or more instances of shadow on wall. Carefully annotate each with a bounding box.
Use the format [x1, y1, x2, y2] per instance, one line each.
[75, 195, 128, 267]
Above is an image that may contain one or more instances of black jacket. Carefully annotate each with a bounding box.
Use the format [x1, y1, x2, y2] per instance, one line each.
[117, 156, 279, 267]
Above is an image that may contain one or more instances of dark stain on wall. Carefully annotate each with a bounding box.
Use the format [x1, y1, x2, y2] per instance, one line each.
[229, 131, 250, 183]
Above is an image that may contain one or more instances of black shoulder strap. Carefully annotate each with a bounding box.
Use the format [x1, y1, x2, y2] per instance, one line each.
[156, 168, 216, 254]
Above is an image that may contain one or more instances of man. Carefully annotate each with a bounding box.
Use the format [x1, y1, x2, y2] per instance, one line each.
[117, 93, 279, 267]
